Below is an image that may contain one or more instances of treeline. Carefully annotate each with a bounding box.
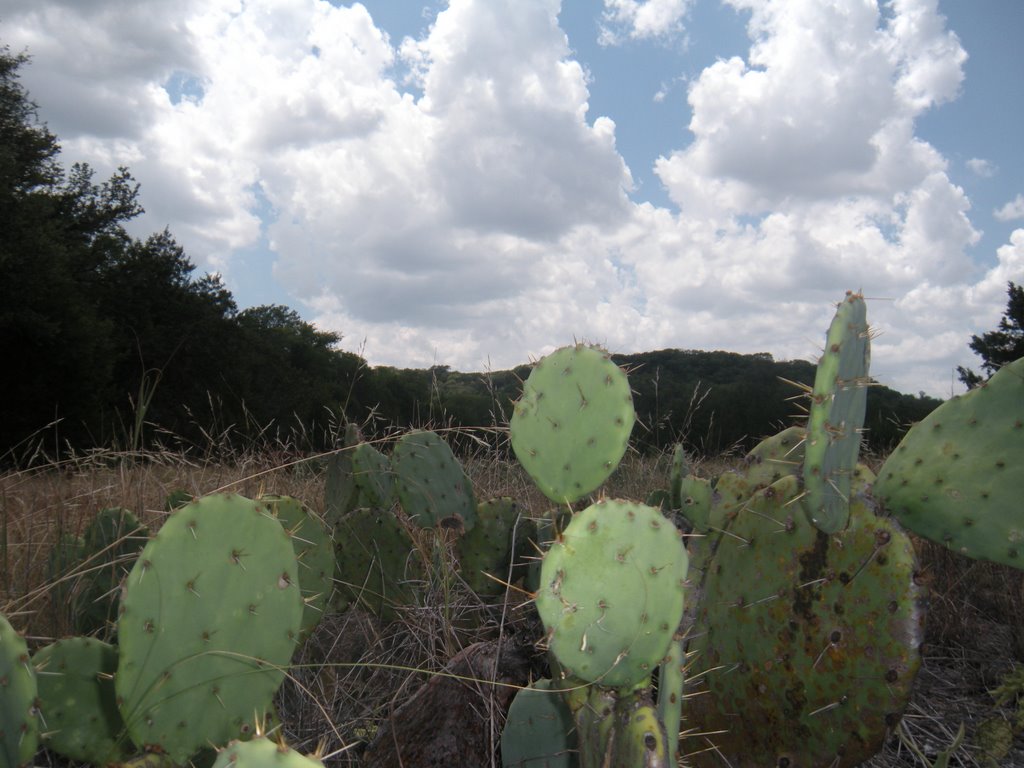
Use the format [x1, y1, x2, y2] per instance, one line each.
[383, 352, 940, 456]
[0, 46, 940, 462]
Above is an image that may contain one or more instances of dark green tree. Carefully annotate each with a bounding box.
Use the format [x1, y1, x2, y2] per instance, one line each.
[233, 304, 367, 439]
[0, 47, 143, 451]
[957, 282, 1024, 388]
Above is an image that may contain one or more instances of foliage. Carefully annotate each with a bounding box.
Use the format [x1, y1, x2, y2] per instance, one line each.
[958, 281, 1024, 387]
[0, 48, 369, 459]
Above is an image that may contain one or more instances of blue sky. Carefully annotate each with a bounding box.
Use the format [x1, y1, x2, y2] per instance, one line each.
[2, 0, 1022, 396]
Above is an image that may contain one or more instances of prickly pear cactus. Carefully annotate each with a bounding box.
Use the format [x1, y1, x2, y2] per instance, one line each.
[115, 493, 302, 763]
[333, 506, 420, 621]
[669, 443, 689, 510]
[456, 497, 532, 597]
[535, 499, 688, 689]
[876, 356, 1024, 568]
[803, 291, 870, 534]
[261, 495, 334, 638]
[743, 424, 805, 488]
[324, 423, 361, 529]
[501, 679, 576, 768]
[32, 637, 128, 764]
[351, 441, 396, 510]
[686, 475, 926, 768]
[657, 637, 685, 764]
[72, 506, 149, 639]
[393, 430, 476, 530]
[0, 614, 38, 768]
[211, 736, 323, 768]
[510, 344, 635, 504]
[675, 474, 712, 533]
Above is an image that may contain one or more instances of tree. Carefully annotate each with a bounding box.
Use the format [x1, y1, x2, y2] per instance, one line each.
[0, 48, 136, 451]
[957, 282, 1024, 388]
[232, 305, 366, 441]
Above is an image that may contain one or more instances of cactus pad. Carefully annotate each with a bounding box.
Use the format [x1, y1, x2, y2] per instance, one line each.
[456, 497, 532, 597]
[261, 496, 334, 638]
[32, 637, 128, 764]
[324, 423, 361, 528]
[0, 613, 38, 768]
[803, 292, 870, 533]
[334, 507, 420, 621]
[72, 506, 149, 639]
[393, 430, 476, 530]
[501, 679, 576, 768]
[669, 444, 689, 510]
[535, 499, 688, 688]
[211, 736, 323, 768]
[876, 357, 1024, 568]
[511, 344, 635, 504]
[351, 442, 396, 510]
[687, 476, 925, 768]
[116, 493, 302, 762]
[743, 425, 805, 489]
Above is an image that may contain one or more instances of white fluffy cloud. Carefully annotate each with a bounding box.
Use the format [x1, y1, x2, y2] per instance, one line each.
[1, 0, 1013, 396]
[599, 0, 695, 43]
[995, 194, 1024, 222]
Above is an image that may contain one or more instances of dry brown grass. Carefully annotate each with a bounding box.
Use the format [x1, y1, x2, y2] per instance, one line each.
[3, 444, 1024, 767]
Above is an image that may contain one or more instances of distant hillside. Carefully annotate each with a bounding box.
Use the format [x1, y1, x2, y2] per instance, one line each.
[366, 348, 941, 456]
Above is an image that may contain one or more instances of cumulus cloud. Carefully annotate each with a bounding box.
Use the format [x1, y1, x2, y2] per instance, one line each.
[0, 0, 1008, 396]
[995, 194, 1024, 222]
[599, 0, 695, 44]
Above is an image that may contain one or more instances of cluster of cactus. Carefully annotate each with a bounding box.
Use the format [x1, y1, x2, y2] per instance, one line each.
[501, 293, 1024, 767]
[326, 424, 536, 620]
[4, 491, 334, 767]
[4, 291, 1022, 768]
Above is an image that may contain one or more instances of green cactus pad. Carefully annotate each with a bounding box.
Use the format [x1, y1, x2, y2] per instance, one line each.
[211, 736, 323, 768]
[743, 425, 806, 489]
[351, 442, 396, 510]
[876, 357, 1024, 568]
[501, 679, 576, 768]
[334, 507, 420, 621]
[669, 444, 690, 510]
[32, 637, 128, 764]
[261, 496, 334, 638]
[803, 292, 870, 534]
[687, 475, 925, 768]
[116, 493, 302, 763]
[393, 430, 476, 530]
[324, 424, 361, 529]
[676, 475, 713, 533]
[657, 637, 685, 763]
[72, 507, 149, 639]
[456, 497, 532, 597]
[510, 344, 635, 504]
[0, 614, 38, 768]
[535, 499, 688, 688]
